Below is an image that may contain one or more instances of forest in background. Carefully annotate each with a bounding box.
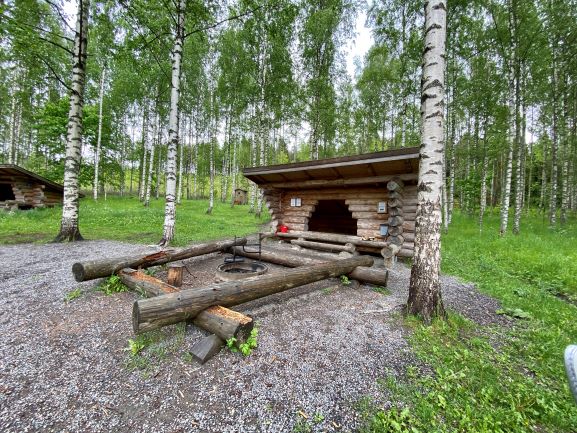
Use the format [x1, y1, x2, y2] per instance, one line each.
[1, 0, 576, 232]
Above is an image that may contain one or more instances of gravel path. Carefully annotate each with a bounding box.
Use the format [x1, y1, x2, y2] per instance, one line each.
[0, 239, 506, 432]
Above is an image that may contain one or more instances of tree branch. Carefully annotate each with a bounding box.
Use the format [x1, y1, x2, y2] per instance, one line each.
[38, 55, 72, 92]
[183, 5, 264, 39]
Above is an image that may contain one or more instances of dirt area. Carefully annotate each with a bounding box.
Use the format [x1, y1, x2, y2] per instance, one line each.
[0, 238, 507, 432]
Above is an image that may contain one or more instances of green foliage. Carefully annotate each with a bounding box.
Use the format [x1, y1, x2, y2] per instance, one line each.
[97, 275, 128, 295]
[226, 324, 259, 357]
[64, 288, 82, 303]
[0, 197, 270, 246]
[340, 275, 351, 286]
[125, 323, 186, 372]
[362, 212, 577, 433]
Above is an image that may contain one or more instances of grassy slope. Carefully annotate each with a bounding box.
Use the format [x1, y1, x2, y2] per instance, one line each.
[363, 212, 577, 433]
[0, 196, 269, 246]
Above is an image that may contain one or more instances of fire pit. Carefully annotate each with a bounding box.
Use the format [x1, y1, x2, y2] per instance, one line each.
[216, 261, 268, 282]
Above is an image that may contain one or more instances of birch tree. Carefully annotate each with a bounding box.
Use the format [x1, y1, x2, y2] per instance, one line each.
[54, 0, 90, 242]
[93, 65, 106, 200]
[160, 0, 185, 246]
[407, 0, 447, 323]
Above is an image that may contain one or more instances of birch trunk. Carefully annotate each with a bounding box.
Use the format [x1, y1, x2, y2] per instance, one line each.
[207, 130, 215, 215]
[55, 0, 89, 242]
[499, 74, 515, 234]
[139, 105, 149, 202]
[160, 0, 184, 246]
[144, 112, 158, 207]
[407, 0, 447, 323]
[549, 44, 559, 225]
[512, 80, 523, 234]
[93, 66, 106, 200]
[177, 117, 184, 205]
[479, 124, 489, 231]
[230, 124, 238, 207]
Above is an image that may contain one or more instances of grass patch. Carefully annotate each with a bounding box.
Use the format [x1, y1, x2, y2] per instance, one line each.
[362, 211, 577, 433]
[64, 287, 82, 302]
[125, 322, 187, 373]
[0, 196, 269, 246]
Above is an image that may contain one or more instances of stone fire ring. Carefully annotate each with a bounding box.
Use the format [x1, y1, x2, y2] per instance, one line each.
[216, 262, 269, 282]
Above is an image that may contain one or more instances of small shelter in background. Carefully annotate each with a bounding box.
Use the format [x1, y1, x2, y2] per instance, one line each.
[233, 188, 248, 205]
[0, 164, 65, 210]
[243, 147, 420, 259]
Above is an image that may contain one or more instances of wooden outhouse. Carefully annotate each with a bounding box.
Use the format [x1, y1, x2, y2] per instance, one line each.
[243, 147, 419, 258]
[233, 188, 248, 205]
[0, 164, 65, 210]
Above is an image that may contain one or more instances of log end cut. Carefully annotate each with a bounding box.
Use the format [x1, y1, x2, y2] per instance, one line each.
[72, 262, 85, 282]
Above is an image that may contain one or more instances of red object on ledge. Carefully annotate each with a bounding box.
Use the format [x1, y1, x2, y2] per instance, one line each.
[278, 225, 289, 233]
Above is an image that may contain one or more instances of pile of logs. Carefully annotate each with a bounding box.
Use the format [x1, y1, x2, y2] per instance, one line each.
[381, 179, 415, 266]
[71, 237, 384, 364]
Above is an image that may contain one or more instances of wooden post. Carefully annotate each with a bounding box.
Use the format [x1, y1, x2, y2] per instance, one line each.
[167, 264, 184, 287]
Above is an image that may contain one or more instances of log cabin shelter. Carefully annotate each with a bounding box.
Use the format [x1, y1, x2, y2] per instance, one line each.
[243, 147, 419, 258]
[0, 164, 67, 210]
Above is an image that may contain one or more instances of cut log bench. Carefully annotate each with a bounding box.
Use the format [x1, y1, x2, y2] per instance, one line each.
[70, 237, 381, 364]
[116, 267, 254, 364]
[132, 255, 374, 334]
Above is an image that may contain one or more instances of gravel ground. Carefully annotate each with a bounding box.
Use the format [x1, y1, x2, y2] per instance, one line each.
[0, 238, 507, 432]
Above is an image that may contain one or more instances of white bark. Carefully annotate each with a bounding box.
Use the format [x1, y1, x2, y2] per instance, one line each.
[161, 0, 184, 246]
[55, 0, 89, 242]
[500, 72, 515, 234]
[177, 116, 184, 205]
[145, 112, 158, 207]
[549, 50, 558, 226]
[479, 126, 489, 231]
[407, 0, 447, 323]
[93, 66, 106, 200]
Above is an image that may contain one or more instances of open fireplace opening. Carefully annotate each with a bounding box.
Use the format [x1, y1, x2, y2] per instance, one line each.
[307, 199, 357, 235]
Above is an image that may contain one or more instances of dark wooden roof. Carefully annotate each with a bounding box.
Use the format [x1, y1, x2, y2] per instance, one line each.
[0, 164, 64, 192]
[243, 147, 420, 187]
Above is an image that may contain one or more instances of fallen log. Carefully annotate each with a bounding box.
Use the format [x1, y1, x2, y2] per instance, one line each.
[133, 256, 373, 333]
[72, 238, 247, 282]
[291, 239, 356, 254]
[118, 268, 179, 297]
[230, 246, 388, 287]
[119, 269, 253, 342]
[275, 230, 388, 249]
[194, 305, 254, 343]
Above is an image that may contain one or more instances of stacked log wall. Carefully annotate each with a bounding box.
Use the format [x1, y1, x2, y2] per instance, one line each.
[265, 184, 417, 258]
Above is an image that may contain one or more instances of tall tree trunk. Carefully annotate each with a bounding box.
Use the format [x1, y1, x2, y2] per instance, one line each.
[55, 0, 89, 242]
[207, 125, 215, 215]
[160, 0, 184, 246]
[479, 121, 489, 231]
[145, 112, 158, 208]
[512, 74, 523, 234]
[549, 46, 559, 226]
[8, 95, 17, 164]
[139, 105, 149, 202]
[407, 0, 447, 323]
[499, 72, 515, 235]
[93, 66, 106, 200]
[177, 117, 185, 205]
